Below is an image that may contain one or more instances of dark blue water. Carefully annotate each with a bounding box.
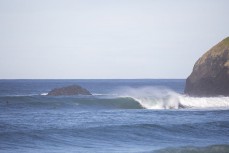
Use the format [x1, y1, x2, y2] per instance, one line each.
[0, 79, 229, 153]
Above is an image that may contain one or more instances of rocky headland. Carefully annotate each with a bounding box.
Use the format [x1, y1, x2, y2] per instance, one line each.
[185, 37, 229, 97]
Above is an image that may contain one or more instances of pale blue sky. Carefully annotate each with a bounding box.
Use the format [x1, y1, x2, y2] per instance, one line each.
[0, 0, 229, 79]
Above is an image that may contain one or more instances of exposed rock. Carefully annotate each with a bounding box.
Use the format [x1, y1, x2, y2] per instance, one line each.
[47, 85, 92, 96]
[185, 37, 229, 97]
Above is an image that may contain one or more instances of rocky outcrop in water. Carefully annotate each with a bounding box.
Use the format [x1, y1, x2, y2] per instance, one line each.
[47, 85, 92, 96]
[184, 37, 229, 97]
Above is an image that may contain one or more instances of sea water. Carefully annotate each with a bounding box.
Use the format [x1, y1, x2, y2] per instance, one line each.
[0, 79, 229, 153]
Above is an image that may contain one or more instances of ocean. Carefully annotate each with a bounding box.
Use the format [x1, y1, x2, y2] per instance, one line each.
[0, 79, 229, 153]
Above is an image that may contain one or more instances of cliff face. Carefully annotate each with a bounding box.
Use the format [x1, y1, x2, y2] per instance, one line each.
[185, 37, 229, 96]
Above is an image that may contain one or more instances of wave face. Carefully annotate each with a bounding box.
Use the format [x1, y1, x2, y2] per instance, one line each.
[0, 95, 143, 110]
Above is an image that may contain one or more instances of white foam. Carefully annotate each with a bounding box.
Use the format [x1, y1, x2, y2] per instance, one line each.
[178, 95, 229, 109]
[115, 86, 229, 110]
[40, 93, 48, 96]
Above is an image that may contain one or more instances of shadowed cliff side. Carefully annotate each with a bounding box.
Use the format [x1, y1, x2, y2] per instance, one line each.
[185, 37, 229, 96]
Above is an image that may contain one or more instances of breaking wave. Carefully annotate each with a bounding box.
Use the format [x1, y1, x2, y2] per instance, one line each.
[115, 87, 229, 110]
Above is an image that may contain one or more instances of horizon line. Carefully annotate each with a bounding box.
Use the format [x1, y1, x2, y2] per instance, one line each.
[0, 78, 186, 80]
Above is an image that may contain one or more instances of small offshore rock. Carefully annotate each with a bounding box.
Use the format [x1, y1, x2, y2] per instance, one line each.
[47, 85, 92, 96]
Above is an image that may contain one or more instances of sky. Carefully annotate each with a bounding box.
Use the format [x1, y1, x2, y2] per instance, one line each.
[0, 0, 229, 79]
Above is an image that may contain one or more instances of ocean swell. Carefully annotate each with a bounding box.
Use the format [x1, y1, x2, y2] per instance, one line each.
[1, 87, 229, 110]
